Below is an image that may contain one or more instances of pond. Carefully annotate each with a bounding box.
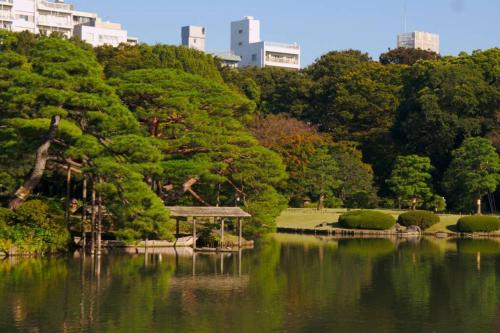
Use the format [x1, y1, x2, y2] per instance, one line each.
[1, 235, 500, 333]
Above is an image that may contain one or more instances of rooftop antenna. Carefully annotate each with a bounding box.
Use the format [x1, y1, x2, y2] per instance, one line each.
[403, 0, 408, 32]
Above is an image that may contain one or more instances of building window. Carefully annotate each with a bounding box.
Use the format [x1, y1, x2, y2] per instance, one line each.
[193, 38, 197, 44]
[18, 14, 29, 21]
[238, 42, 242, 46]
[238, 29, 243, 34]
[252, 54, 257, 62]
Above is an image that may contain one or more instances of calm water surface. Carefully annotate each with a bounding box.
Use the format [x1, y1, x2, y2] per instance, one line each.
[1, 235, 500, 333]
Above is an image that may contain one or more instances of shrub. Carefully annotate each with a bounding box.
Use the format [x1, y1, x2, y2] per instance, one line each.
[0, 208, 12, 254]
[457, 216, 500, 233]
[0, 200, 70, 254]
[397, 211, 440, 230]
[339, 210, 396, 230]
[11, 200, 51, 228]
[0, 207, 12, 224]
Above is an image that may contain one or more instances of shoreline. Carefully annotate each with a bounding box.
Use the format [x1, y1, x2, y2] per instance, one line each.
[276, 208, 500, 239]
[275, 226, 500, 239]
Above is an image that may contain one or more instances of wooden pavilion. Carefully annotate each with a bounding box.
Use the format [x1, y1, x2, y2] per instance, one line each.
[166, 207, 252, 250]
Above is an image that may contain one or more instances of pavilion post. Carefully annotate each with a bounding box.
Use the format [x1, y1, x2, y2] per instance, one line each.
[220, 253, 224, 275]
[192, 252, 196, 276]
[238, 249, 242, 276]
[192, 217, 197, 250]
[175, 218, 180, 238]
[238, 217, 242, 248]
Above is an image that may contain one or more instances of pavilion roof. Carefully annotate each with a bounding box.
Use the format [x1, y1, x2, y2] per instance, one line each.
[166, 206, 251, 218]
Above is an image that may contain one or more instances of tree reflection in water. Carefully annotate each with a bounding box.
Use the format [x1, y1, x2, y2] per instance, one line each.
[1, 237, 500, 333]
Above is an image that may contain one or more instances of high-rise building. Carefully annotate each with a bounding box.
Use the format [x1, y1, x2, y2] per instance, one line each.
[181, 25, 206, 52]
[0, 0, 137, 47]
[397, 31, 440, 54]
[230, 16, 300, 69]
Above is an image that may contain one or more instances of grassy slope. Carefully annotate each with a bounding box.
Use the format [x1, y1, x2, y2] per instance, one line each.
[276, 208, 466, 233]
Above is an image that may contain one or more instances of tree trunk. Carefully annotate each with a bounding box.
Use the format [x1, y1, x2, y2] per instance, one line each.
[9, 115, 61, 209]
[64, 165, 72, 224]
[82, 176, 87, 248]
[149, 116, 160, 137]
[317, 193, 325, 210]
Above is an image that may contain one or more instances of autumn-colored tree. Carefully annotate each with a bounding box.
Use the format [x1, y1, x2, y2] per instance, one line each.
[248, 114, 325, 205]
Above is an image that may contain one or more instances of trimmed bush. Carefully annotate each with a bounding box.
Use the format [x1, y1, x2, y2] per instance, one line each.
[339, 210, 396, 230]
[457, 216, 500, 233]
[397, 211, 440, 230]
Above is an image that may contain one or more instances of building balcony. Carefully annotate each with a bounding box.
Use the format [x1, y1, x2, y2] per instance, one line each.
[0, 0, 13, 6]
[265, 53, 299, 65]
[264, 41, 300, 50]
[37, 0, 74, 13]
[0, 11, 14, 21]
[37, 17, 72, 28]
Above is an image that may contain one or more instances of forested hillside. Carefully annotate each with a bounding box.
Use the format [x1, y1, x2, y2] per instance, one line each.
[223, 47, 500, 212]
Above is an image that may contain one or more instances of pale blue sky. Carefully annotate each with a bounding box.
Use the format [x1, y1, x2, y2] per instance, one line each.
[71, 0, 499, 66]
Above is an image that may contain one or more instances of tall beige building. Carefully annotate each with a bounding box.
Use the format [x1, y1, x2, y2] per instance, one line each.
[397, 31, 440, 54]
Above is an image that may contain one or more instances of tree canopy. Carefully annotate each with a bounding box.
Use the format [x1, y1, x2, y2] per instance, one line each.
[386, 155, 435, 209]
[380, 47, 440, 65]
[443, 137, 500, 213]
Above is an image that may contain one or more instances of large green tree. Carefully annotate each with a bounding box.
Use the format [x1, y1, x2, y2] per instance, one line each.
[0, 32, 171, 240]
[304, 148, 341, 210]
[331, 142, 378, 208]
[443, 137, 500, 214]
[112, 68, 287, 235]
[386, 155, 434, 209]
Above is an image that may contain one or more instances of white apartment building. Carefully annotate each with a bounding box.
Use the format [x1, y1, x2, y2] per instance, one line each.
[230, 16, 300, 70]
[181, 25, 206, 52]
[397, 31, 440, 54]
[73, 13, 133, 47]
[0, 0, 137, 47]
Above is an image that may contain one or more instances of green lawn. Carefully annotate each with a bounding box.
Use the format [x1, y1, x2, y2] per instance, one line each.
[276, 208, 466, 233]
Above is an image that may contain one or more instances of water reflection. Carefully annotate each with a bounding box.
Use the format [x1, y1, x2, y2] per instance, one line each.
[1, 236, 500, 332]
